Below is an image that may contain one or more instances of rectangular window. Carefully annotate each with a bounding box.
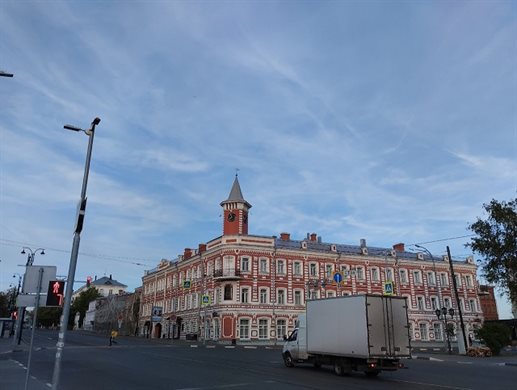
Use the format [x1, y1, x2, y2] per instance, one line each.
[466, 275, 473, 288]
[239, 319, 250, 340]
[444, 297, 451, 308]
[294, 262, 302, 276]
[326, 264, 333, 278]
[419, 323, 428, 341]
[431, 297, 438, 310]
[294, 290, 302, 305]
[241, 288, 249, 303]
[413, 271, 422, 285]
[417, 296, 424, 310]
[310, 291, 318, 300]
[385, 268, 393, 281]
[260, 258, 268, 274]
[469, 299, 477, 312]
[371, 268, 379, 282]
[433, 323, 442, 341]
[356, 267, 364, 280]
[399, 269, 408, 283]
[277, 260, 285, 275]
[276, 319, 286, 340]
[258, 319, 268, 339]
[277, 290, 285, 304]
[440, 273, 448, 286]
[327, 291, 334, 298]
[260, 289, 267, 304]
[241, 257, 249, 272]
[428, 272, 436, 286]
[309, 263, 317, 277]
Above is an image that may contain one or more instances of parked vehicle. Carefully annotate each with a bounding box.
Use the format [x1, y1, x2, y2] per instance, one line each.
[282, 294, 411, 377]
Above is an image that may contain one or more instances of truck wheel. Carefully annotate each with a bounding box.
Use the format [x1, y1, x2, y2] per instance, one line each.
[365, 370, 380, 377]
[334, 362, 345, 376]
[283, 353, 295, 368]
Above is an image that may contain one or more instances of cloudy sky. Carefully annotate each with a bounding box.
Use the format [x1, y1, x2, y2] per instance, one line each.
[0, 1, 515, 318]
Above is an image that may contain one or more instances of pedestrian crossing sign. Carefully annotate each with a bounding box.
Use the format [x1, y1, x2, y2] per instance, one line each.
[383, 281, 394, 295]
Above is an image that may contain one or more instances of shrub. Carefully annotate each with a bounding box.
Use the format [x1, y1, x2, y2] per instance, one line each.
[475, 323, 511, 356]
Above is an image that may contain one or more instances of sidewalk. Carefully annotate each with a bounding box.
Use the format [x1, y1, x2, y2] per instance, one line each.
[0, 336, 50, 390]
[411, 350, 517, 367]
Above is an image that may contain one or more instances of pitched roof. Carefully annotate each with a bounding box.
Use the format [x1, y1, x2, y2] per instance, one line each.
[220, 175, 252, 208]
[91, 276, 127, 288]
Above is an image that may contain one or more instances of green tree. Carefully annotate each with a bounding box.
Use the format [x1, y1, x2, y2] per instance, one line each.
[70, 287, 101, 328]
[467, 198, 517, 305]
[36, 307, 62, 328]
[0, 291, 10, 317]
[475, 322, 511, 355]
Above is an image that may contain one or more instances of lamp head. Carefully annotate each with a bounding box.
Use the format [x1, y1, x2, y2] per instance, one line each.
[21, 249, 26, 254]
[92, 117, 101, 126]
[448, 308, 455, 317]
[41, 250, 45, 255]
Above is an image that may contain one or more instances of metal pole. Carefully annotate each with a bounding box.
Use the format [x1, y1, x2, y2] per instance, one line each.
[25, 267, 43, 390]
[447, 246, 468, 354]
[52, 118, 99, 390]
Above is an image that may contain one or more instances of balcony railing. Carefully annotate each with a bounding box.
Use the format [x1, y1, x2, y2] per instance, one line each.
[213, 269, 241, 279]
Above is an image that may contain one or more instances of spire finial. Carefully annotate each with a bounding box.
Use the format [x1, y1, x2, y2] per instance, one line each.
[235, 168, 240, 177]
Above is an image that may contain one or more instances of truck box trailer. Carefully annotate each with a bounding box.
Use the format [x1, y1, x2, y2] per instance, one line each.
[282, 294, 411, 377]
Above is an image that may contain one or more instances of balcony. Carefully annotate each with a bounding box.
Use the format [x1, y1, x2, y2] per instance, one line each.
[213, 269, 241, 280]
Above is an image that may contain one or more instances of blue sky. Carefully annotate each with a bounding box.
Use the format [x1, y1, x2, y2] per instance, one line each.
[0, 1, 515, 318]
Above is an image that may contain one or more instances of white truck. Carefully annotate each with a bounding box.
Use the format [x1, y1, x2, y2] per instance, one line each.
[282, 294, 411, 377]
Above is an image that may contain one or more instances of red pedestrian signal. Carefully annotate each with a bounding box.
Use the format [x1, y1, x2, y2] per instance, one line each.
[46, 280, 65, 306]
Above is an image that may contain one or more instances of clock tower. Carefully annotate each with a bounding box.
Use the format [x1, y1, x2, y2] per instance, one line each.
[220, 175, 252, 236]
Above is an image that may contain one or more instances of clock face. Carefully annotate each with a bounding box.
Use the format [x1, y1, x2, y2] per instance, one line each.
[227, 212, 236, 222]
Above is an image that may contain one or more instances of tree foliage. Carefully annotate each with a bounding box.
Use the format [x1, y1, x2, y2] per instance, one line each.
[36, 307, 62, 328]
[475, 322, 511, 355]
[70, 287, 101, 328]
[467, 198, 517, 303]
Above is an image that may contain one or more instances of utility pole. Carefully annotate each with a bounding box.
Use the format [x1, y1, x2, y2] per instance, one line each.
[52, 117, 100, 390]
[447, 246, 468, 354]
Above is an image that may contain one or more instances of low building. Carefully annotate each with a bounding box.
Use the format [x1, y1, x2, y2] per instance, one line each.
[140, 176, 482, 345]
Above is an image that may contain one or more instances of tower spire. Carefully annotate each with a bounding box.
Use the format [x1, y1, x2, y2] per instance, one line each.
[220, 175, 252, 235]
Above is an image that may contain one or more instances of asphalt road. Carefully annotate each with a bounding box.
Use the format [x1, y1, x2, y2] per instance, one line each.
[2, 330, 516, 390]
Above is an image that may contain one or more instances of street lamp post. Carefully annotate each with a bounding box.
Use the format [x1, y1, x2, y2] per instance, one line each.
[435, 307, 455, 354]
[13, 247, 45, 345]
[52, 117, 100, 390]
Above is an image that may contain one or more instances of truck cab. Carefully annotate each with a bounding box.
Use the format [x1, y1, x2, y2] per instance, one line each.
[282, 314, 307, 365]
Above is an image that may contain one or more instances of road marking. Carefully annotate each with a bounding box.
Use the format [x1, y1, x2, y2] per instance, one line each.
[390, 379, 472, 390]
[176, 383, 252, 390]
[46, 383, 52, 388]
[206, 345, 216, 349]
[457, 361, 473, 365]
[190, 345, 198, 348]
[243, 346, 257, 349]
[224, 346, 235, 349]
[430, 357, 444, 361]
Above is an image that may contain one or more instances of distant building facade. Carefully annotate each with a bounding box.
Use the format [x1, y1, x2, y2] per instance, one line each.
[478, 285, 499, 321]
[140, 176, 483, 344]
[73, 275, 128, 329]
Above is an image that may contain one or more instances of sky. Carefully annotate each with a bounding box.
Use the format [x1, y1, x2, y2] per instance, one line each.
[0, 1, 515, 319]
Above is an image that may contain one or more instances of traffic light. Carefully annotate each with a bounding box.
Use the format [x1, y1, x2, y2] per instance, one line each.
[46, 280, 65, 306]
[86, 276, 92, 288]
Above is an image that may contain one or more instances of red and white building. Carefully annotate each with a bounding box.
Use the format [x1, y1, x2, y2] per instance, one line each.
[140, 176, 483, 344]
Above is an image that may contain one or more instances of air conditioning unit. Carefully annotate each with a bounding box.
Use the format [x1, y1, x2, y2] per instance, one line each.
[416, 252, 424, 261]
[361, 247, 368, 255]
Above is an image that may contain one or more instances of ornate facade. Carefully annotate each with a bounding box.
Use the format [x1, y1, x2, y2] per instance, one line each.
[140, 176, 483, 344]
